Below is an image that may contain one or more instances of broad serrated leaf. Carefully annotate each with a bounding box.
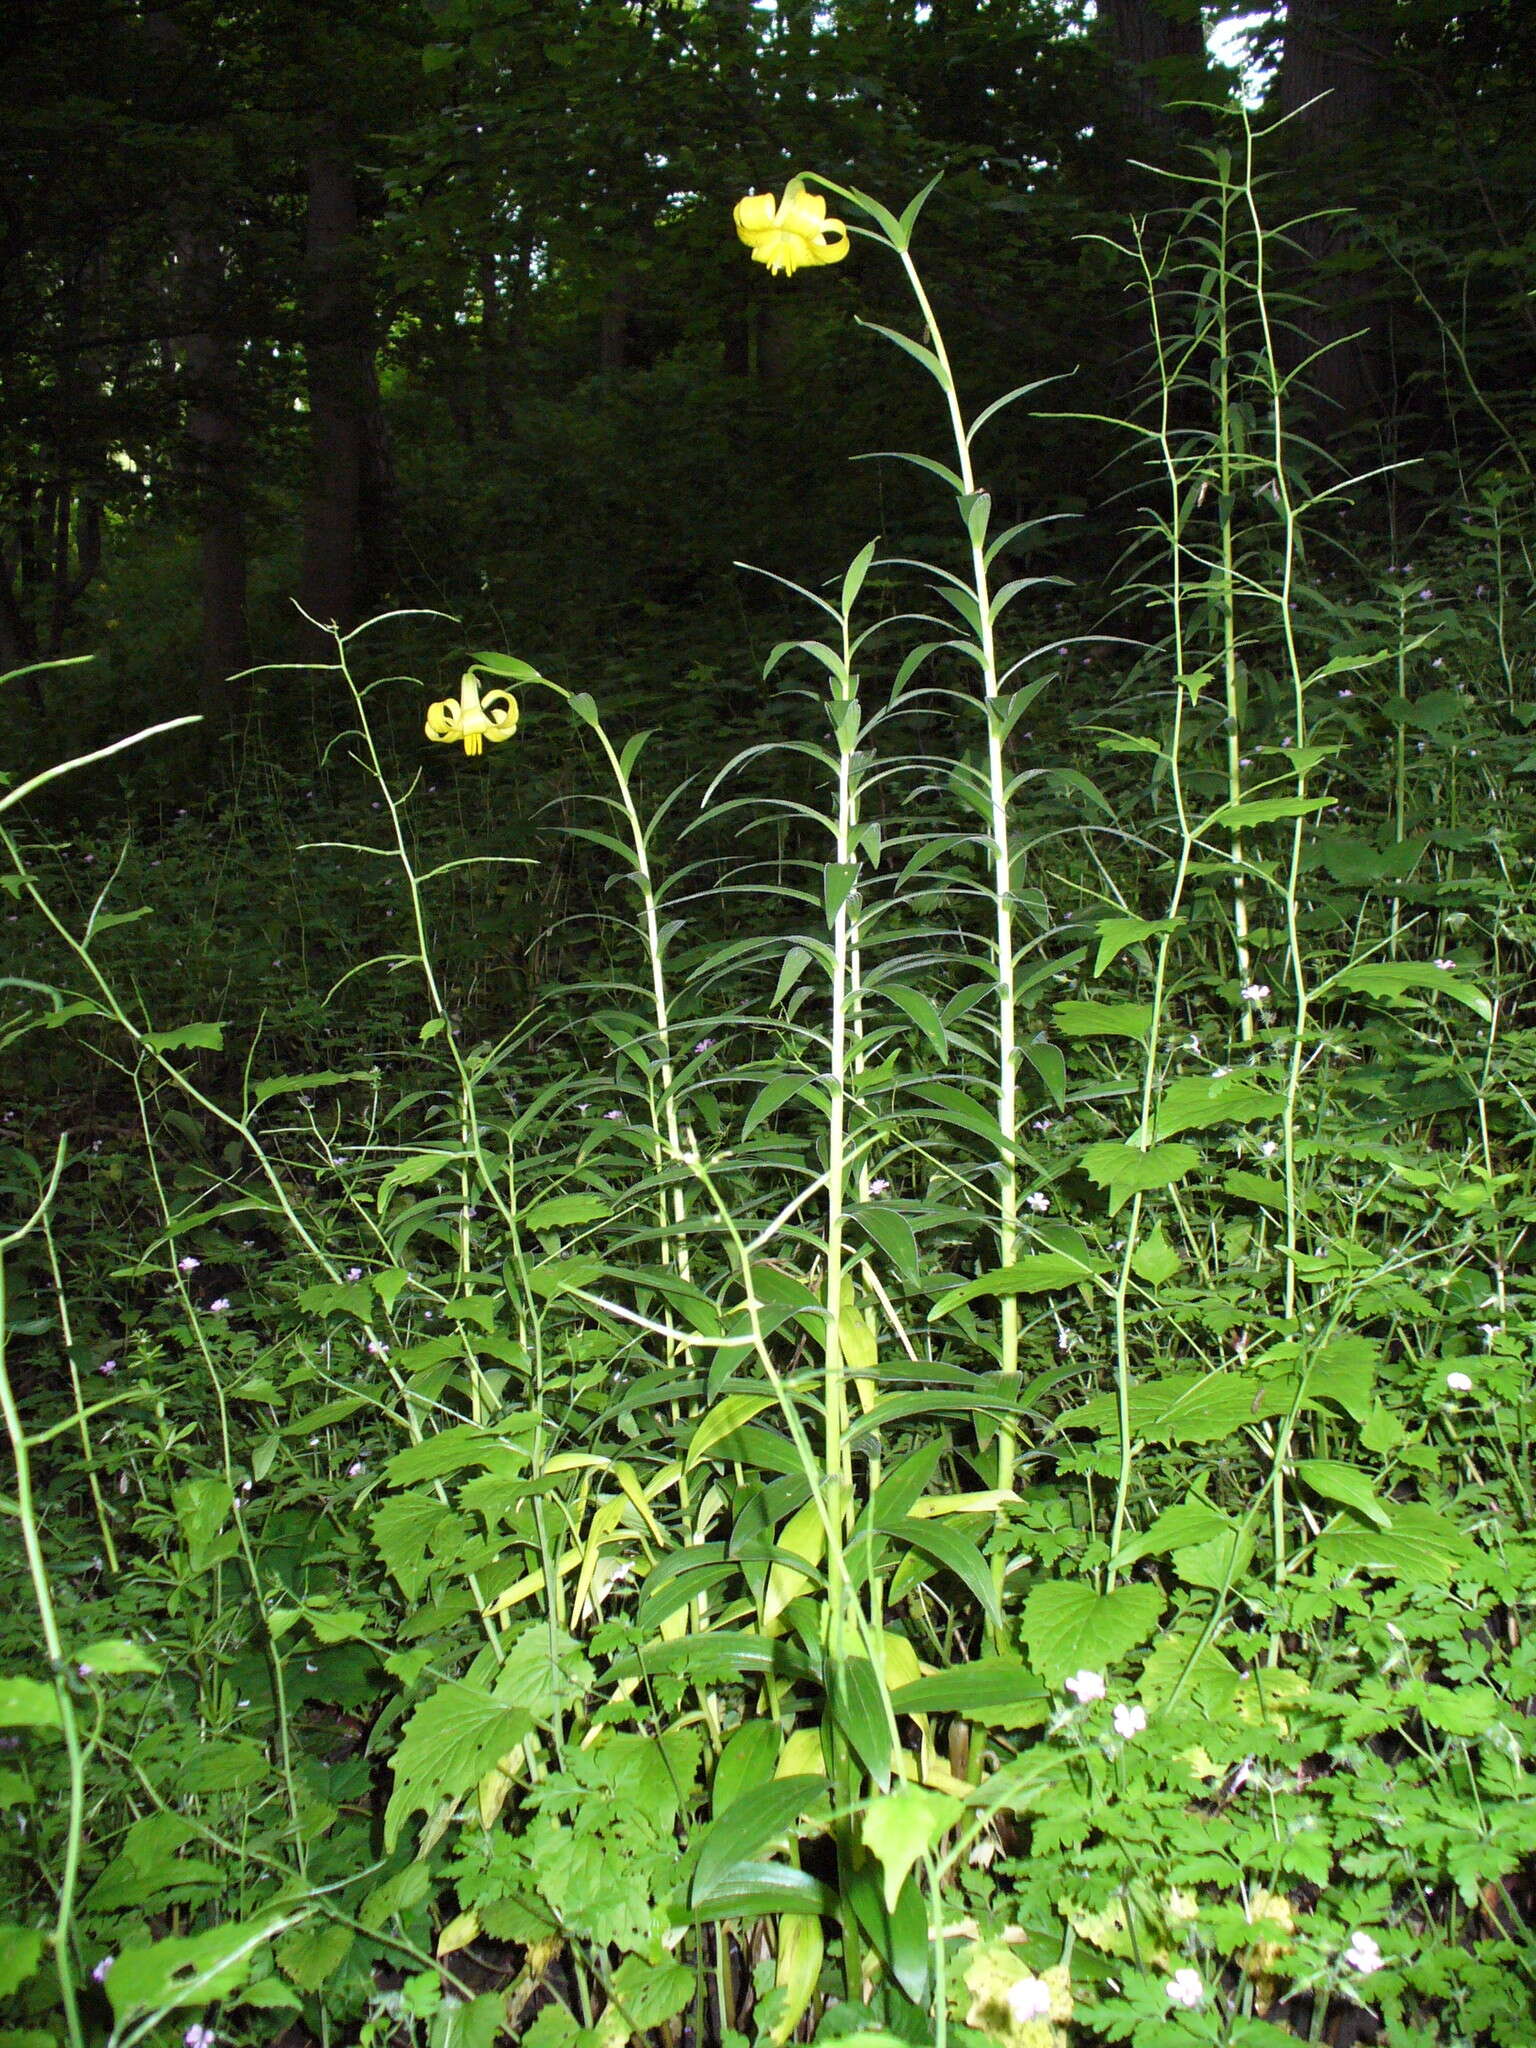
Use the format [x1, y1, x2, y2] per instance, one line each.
[74, 1637, 160, 1676]
[0, 1927, 43, 1996]
[385, 1679, 532, 1850]
[1110, 1501, 1231, 1570]
[1051, 999, 1154, 1040]
[1330, 960, 1492, 1023]
[1079, 1140, 1201, 1213]
[1204, 796, 1331, 828]
[143, 1021, 224, 1054]
[1152, 1073, 1281, 1139]
[1295, 1459, 1391, 1529]
[1130, 1226, 1183, 1286]
[928, 1249, 1105, 1320]
[1092, 916, 1181, 976]
[1019, 1582, 1164, 1685]
[106, 1922, 268, 2019]
[1314, 1502, 1478, 1584]
[1062, 1369, 1275, 1446]
[523, 1195, 611, 1231]
[384, 1425, 526, 1487]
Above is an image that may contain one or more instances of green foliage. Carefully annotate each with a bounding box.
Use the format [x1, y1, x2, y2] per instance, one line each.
[3, 111, 1536, 2048]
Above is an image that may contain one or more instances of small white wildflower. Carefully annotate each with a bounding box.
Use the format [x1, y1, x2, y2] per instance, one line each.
[1064, 1669, 1105, 1704]
[347, 1459, 367, 1478]
[1478, 1324, 1501, 1351]
[91, 1956, 114, 1984]
[1112, 1702, 1148, 1740]
[1446, 1370, 1473, 1393]
[1241, 982, 1271, 1004]
[1026, 1190, 1050, 1214]
[1165, 1968, 1203, 2009]
[1344, 1931, 1383, 1976]
[206, 1296, 231, 1315]
[1432, 957, 1454, 971]
[1260, 1139, 1279, 1159]
[1337, 687, 1354, 699]
[185, 2027, 217, 2048]
[99, 1360, 117, 1375]
[366, 1337, 389, 1358]
[1005, 1977, 1053, 2025]
[868, 1178, 891, 1197]
[604, 1108, 623, 1121]
[346, 1265, 364, 1281]
[177, 1255, 200, 1273]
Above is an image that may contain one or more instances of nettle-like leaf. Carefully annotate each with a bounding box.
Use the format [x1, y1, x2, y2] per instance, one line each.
[1019, 1583, 1165, 1685]
[1151, 1071, 1281, 1139]
[1062, 1370, 1282, 1446]
[384, 1681, 532, 1852]
[1079, 1140, 1202, 1215]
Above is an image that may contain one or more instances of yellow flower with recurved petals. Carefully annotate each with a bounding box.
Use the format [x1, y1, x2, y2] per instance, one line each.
[733, 180, 849, 277]
[425, 669, 519, 757]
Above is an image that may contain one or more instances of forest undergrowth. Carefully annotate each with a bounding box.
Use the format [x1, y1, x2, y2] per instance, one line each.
[3, 125, 1535, 2048]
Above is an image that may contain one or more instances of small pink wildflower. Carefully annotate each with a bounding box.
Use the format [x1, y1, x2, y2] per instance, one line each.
[1005, 1978, 1052, 2024]
[1166, 1969, 1203, 2009]
[1344, 1931, 1383, 1976]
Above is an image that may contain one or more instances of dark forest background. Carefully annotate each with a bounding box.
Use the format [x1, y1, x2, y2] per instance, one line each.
[4, 0, 1532, 774]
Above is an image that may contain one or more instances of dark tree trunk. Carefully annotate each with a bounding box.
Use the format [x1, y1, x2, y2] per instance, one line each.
[1274, 0, 1393, 424]
[1096, 0, 1210, 134]
[182, 230, 247, 728]
[299, 141, 368, 635]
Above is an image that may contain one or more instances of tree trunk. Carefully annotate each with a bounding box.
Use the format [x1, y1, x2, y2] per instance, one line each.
[182, 230, 248, 728]
[299, 141, 367, 635]
[1274, 0, 1393, 424]
[1096, 0, 1210, 134]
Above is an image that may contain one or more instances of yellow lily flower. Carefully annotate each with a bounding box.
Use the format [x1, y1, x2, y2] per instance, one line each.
[425, 669, 519, 757]
[733, 181, 849, 277]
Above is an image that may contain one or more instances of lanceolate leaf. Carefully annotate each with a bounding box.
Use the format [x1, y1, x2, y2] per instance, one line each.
[691, 1776, 829, 1901]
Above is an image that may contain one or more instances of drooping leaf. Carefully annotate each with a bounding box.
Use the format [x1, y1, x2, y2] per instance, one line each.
[862, 1786, 963, 1912]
